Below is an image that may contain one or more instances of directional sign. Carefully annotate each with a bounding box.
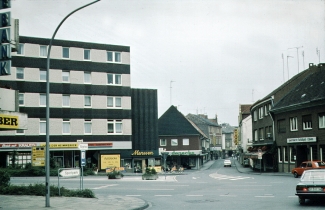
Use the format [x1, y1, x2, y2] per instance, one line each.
[32, 146, 45, 167]
[79, 143, 88, 150]
[81, 150, 86, 166]
[59, 169, 80, 177]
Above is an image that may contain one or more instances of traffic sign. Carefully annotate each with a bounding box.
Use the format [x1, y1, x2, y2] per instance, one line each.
[81, 150, 86, 166]
[78, 143, 88, 150]
[59, 169, 80, 177]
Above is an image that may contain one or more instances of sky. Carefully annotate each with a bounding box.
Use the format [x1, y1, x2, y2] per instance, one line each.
[11, 0, 325, 126]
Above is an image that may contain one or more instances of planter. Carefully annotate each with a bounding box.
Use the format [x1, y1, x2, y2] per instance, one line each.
[142, 174, 158, 180]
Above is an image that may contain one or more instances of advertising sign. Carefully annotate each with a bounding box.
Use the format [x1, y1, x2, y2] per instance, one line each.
[101, 154, 120, 170]
[32, 146, 45, 167]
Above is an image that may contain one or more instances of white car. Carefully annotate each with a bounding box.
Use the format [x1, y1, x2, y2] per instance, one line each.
[224, 159, 232, 167]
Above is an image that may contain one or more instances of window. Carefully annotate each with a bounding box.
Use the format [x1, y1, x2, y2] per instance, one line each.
[160, 139, 167, 146]
[183, 139, 189, 146]
[62, 95, 70, 107]
[84, 120, 92, 134]
[107, 51, 122, 62]
[84, 49, 90, 60]
[253, 110, 257, 121]
[18, 93, 24, 106]
[17, 43, 24, 55]
[302, 115, 312, 130]
[319, 113, 325, 128]
[115, 52, 121, 62]
[290, 117, 298, 131]
[284, 147, 288, 162]
[259, 128, 264, 140]
[84, 72, 91, 84]
[62, 71, 70, 82]
[107, 120, 123, 134]
[40, 45, 47, 57]
[16, 68, 24, 79]
[107, 51, 113, 62]
[40, 69, 47, 81]
[62, 119, 70, 134]
[107, 74, 122, 85]
[259, 107, 264, 119]
[254, 130, 258, 141]
[40, 94, 46, 106]
[278, 148, 282, 162]
[278, 119, 286, 133]
[40, 119, 46, 134]
[84, 95, 91, 107]
[107, 97, 122, 108]
[171, 139, 178, 146]
[264, 105, 268, 116]
[62, 47, 69, 58]
[290, 147, 296, 162]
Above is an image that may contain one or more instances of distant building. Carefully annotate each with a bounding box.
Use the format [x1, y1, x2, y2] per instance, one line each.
[220, 123, 236, 158]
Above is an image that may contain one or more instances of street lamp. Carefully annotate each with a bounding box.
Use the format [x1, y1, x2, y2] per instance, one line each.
[161, 151, 169, 180]
[287, 55, 294, 80]
[288, 46, 303, 73]
[45, 0, 100, 207]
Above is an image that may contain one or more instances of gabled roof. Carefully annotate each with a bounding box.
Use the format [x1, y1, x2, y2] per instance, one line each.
[220, 123, 236, 133]
[158, 106, 205, 137]
[272, 66, 325, 112]
[186, 114, 220, 138]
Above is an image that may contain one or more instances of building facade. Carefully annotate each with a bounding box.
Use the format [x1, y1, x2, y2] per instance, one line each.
[0, 36, 133, 170]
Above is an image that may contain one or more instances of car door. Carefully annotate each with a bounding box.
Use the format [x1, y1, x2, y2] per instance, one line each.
[297, 162, 307, 175]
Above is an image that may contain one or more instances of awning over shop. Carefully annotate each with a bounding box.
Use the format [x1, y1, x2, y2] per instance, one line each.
[243, 151, 266, 159]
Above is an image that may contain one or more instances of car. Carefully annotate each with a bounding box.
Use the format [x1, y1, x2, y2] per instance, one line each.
[292, 160, 325, 178]
[224, 159, 232, 167]
[296, 169, 325, 205]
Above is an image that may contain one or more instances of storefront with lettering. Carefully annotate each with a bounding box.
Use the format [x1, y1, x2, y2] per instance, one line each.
[163, 150, 202, 170]
[120, 150, 161, 173]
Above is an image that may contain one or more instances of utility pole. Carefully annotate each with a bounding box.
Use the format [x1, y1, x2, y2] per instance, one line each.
[302, 51, 305, 70]
[282, 53, 285, 83]
[288, 46, 303, 73]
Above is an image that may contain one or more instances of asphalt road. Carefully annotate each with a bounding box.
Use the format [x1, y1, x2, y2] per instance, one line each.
[9, 159, 325, 210]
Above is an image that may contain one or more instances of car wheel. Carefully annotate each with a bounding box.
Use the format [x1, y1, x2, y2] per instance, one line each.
[293, 172, 298, 178]
[299, 197, 305, 205]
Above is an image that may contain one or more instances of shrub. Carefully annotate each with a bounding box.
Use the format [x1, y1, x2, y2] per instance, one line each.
[107, 168, 124, 179]
[0, 170, 10, 187]
[144, 167, 157, 175]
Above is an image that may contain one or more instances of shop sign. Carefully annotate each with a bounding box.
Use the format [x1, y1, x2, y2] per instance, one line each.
[0, 114, 18, 129]
[287, 137, 316, 143]
[40, 143, 78, 148]
[131, 150, 154, 156]
[88, 142, 113, 147]
[0, 143, 37, 148]
[171, 151, 195, 156]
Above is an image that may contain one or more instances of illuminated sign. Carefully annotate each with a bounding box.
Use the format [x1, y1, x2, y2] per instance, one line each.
[0, 114, 18, 129]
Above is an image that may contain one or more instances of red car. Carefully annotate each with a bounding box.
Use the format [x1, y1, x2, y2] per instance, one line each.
[292, 161, 325, 178]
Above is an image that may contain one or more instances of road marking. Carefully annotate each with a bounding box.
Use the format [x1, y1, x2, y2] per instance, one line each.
[155, 195, 172, 197]
[137, 189, 174, 191]
[210, 173, 251, 181]
[92, 184, 118, 189]
[255, 196, 274, 198]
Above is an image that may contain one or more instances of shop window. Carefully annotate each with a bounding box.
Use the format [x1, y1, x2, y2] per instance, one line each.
[283, 147, 288, 162]
[278, 148, 282, 162]
[290, 147, 296, 162]
[302, 115, 312, 130]
[277, 119, 286, 133]
[290, 117, 298, 131]
[171, 139, 178, 146]
[160, 139, 166, 146]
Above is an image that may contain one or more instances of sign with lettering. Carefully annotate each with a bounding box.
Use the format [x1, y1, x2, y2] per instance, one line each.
[32, 146, 45, 167]
[0, 114, 18, 129]
[40, 143, 78, 148]
[287, 137, 316, 143]
[131, 150, 154, 156]
[101, 154, 120, 170]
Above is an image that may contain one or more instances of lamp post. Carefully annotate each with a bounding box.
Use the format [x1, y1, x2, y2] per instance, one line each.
[287, 55, 294, 80]
[288, 46, 303, 73]
[161, 151, 169, 180]
[45, 0, 100, 207]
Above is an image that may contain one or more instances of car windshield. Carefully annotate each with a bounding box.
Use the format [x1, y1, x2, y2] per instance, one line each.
[317, 161, 325, 166]
[301, 171, 325, 181]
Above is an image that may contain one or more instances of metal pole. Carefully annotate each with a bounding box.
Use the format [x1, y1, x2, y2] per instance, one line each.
[45, 1, 100, 207]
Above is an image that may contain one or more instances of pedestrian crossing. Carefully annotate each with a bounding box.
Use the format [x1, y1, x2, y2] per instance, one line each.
[209, 172, 252, 181]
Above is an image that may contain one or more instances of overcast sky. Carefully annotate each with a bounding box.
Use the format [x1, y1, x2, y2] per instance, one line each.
[11, 0, 325, 126]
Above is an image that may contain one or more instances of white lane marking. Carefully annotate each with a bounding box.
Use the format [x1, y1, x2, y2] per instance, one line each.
[92, 184, 118, 189]
[155, 195, 172, 197]
[137, 189, 174, 191]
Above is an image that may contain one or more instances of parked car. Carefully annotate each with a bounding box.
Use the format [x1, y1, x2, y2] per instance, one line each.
[243, 158, 249, 167]
[224, 159, 231, 167]
[291, 160, 325, 178]
[296, 169, 325, 205]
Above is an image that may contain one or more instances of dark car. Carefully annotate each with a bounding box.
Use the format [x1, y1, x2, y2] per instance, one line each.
[291, 160, 325, 178]
[295, 169, 325, 205]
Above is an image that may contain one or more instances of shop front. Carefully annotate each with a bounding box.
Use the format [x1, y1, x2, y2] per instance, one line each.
[120, 150, 161, 173]
[160, 150, 202, 170]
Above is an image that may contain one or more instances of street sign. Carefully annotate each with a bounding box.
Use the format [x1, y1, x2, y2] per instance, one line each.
[81, 150, 86, 166]
[78, 143, 88, 150]
[59, 169, 80, 177]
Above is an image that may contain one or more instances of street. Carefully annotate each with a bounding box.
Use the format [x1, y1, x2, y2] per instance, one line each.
[10, 159, 325, 210]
